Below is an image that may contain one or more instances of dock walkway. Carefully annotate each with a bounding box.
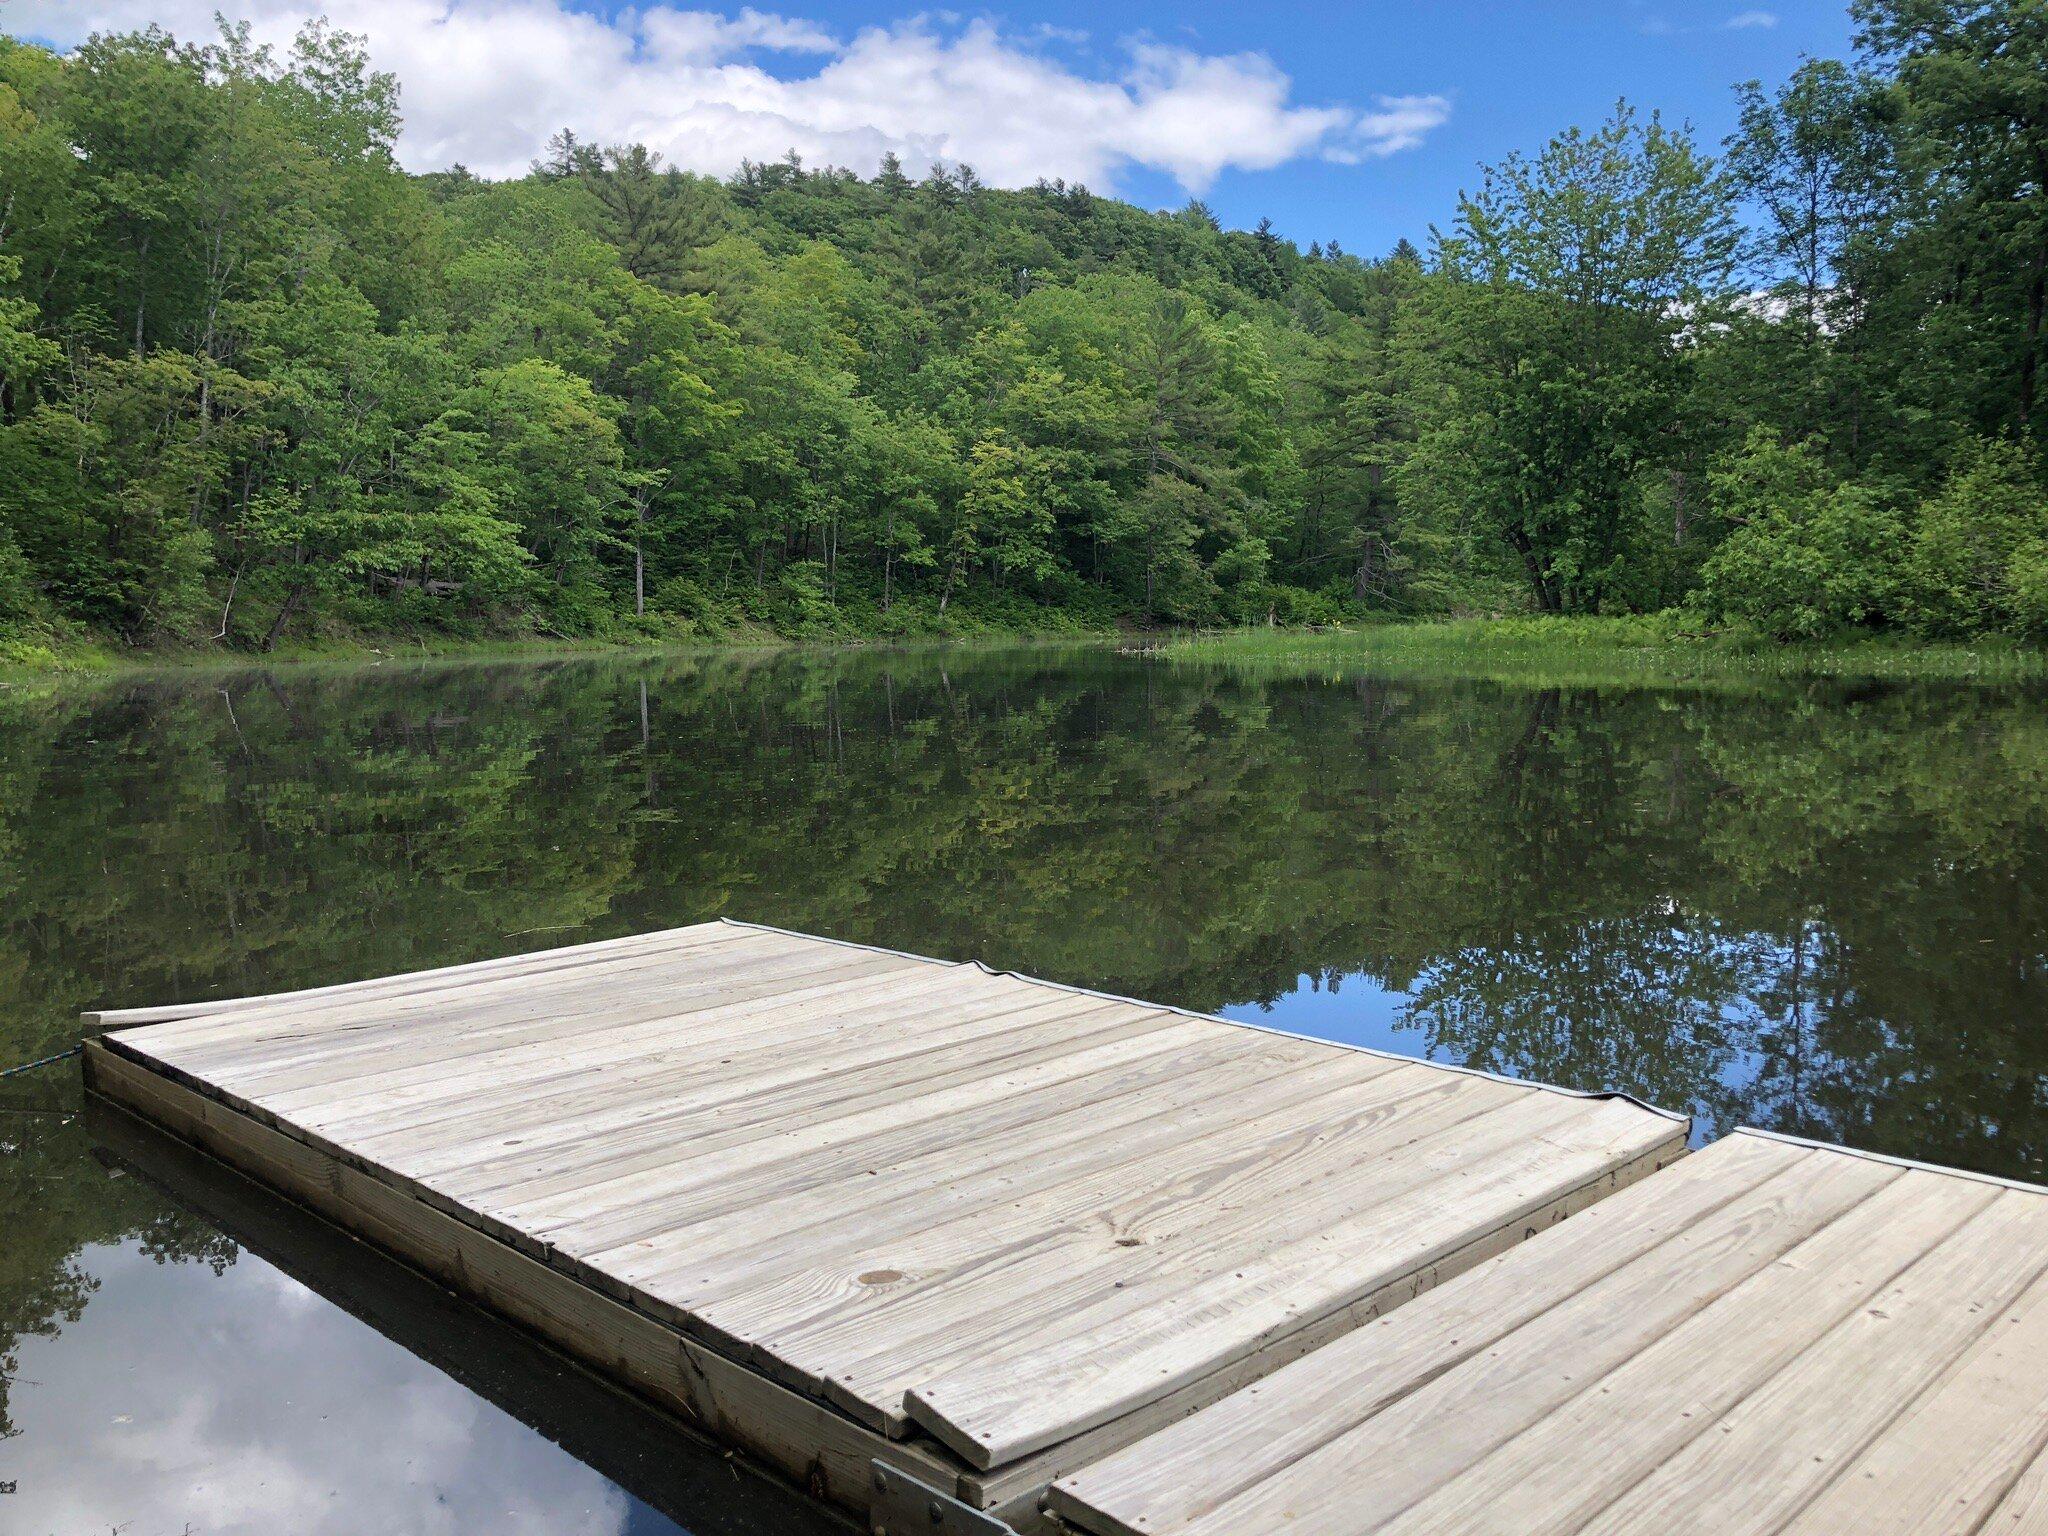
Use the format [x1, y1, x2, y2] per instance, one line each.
[1051, 1129, 2048, 1536]
[81, 919, 1685, 1530]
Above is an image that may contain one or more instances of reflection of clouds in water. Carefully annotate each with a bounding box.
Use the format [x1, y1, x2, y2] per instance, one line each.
[7, 1241, 660, 1536]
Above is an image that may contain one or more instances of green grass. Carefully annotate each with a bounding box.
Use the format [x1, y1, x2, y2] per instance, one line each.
[1162, 615, 2048, 688]
[0, 622, 1134, 691]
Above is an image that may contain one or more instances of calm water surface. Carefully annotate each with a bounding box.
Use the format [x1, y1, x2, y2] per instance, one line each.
[4, 645, 2046, 1533]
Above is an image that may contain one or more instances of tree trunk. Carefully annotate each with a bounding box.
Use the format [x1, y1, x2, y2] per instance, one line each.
[261, 578, 308, 652]
[633, 501, 646, 617]
[882, 503, 895, 613]
[1509, 526, 1558, 612]
[133, 233, 149, 355]
[2020, 229, 2046, 431]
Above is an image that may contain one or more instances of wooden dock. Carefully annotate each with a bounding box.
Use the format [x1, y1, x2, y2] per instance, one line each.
[1051, 1129, 2048, 1536]
[80, 919, 1686, 1532]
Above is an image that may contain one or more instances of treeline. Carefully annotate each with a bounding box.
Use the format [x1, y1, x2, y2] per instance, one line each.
[0, 2, 2044, 652]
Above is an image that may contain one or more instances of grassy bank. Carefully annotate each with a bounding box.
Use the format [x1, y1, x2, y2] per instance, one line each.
[14, 612, 2048, 689]
[0, 588, 1139, 679]
[1162, 616, 2048, 687]
[0, 616, 1126, 684]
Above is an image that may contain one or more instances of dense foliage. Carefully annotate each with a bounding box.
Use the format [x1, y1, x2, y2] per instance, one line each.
[0, 1, 2044, 651]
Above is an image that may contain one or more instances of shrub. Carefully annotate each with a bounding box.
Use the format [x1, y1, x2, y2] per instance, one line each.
[1698, 433, 1904, 639]
[1900, 438, 2048, 638]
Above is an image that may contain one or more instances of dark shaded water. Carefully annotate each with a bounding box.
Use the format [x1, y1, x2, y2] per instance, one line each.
[4, 645, 2046, 1533]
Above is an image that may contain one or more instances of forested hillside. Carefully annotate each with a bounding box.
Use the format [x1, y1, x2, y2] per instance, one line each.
[1, 1, 2044, 654]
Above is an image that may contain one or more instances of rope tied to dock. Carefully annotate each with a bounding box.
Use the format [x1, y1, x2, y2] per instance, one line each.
[0, 1043, 83, 1079]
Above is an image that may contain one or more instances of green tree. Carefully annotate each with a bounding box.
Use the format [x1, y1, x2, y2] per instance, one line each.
[1419, 105, 1739, 612]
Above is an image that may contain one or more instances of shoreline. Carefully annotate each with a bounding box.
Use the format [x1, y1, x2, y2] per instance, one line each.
[7, 615, 2046, 688]
[1165, 617, 2048, 687]
[0, 624, 1124, 684]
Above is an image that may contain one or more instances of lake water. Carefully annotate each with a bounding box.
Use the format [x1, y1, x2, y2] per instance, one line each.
[4, 644, 2045, 1533]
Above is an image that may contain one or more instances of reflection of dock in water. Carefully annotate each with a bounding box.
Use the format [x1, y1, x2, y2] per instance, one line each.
[82, 920, 1685, 1532]
[88, 1099, 845, 1536]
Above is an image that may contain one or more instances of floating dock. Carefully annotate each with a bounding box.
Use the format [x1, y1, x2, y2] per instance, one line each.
[81, 919, 1686, 1532]
[1051, 1128, 2048, 1536]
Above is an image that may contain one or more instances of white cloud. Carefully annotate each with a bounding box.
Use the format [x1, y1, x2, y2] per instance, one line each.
[1333, 94, 1454, 162]
[3, 1, 1448, 191]
[1641, 8, 1780, 36]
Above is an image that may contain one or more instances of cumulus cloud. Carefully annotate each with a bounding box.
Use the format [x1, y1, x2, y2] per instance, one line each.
[1723, 9, 1779, 28]
[4, 0, 1448, 190]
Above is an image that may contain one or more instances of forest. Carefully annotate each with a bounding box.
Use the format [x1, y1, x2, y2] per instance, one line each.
[0, 0, 2045, 653]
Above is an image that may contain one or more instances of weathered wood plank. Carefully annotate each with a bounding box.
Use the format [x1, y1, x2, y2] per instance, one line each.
[1776, 1264, 2048, 1536]
[1983, 1439, 2048, 1533]
[159, 929, 872, 1086]
[89, 921, 1693, 1513]
[1082, 1140, 1896, 1534]
[1047, 1131, 1803, 1534]
[383, 999, 1177, 1183]
[284, 965, 1039, 1144]
[970, 1130, 1682, 1517]
[456, 1005, 1218, 1218]
[904, 1094, 1682, 1467]
[82, 920, 741, 1026]
[223, 948, 947, 1105]
[1572, 1187, 2048, 1536]
[519, 1026, 1291, 1254]
[1052, 1132, 2048, 1536]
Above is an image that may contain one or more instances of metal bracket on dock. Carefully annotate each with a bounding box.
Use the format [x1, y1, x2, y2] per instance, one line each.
[869, 1462, 1016, 1536]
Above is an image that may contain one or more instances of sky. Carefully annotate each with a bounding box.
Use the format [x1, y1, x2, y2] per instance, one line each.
[5, 0, 1858, 254]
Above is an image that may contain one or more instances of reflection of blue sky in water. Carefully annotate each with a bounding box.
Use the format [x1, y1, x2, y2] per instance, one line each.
[1222, 971, 1423, 1058]
[1231, 923, 1843, 1151]
[6, 1242, 684, 1536]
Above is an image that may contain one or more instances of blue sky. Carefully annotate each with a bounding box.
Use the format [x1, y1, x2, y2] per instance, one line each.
[16, 0, 1859, 253]
[1098, 0, 1859, 252]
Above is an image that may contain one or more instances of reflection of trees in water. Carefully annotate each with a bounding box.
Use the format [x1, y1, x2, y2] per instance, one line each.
[2, 651, 2046, 1411]
[1401, 915, 1751, 1126]
[1399, 916, 1893, 1148]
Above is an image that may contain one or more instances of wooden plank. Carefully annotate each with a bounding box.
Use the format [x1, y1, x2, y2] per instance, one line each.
[1050, 1135, 2048, 1536]
[532, 1026, 1300, 1256]
[1570, 1186, 2048, 1536]
[80, 1040, 961, 1519]
[663, 1062, 1508, 1412]
[1984, 1440, 2048, 1533]
[577, 1046, 1405, 1315]
[81, 920, 742, 1026]
[276, 964, 1035, 1142]
[1243, 1168, 1991, 1536]
[446, 1009, 1210, 1265]
[1047, 1131, 1805, 1534]
[214, 948, 950, 1105]
[94, 923, 1698, 1505]
[453, 1005, 1230, 1218]
[903, 1094, 1682, 1468]
[151, 929, 877, 1084]
[971, 1131, 1683, 1517]
[1076, 1139, 1896, 1534]
[101, 921, 776, 1043]
[372, 997, 1173, 1183]
[815, 1070, 1545, 1409]
[1776, 1265, 2048, 1535]
[156, 1003, 1201, 1278]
